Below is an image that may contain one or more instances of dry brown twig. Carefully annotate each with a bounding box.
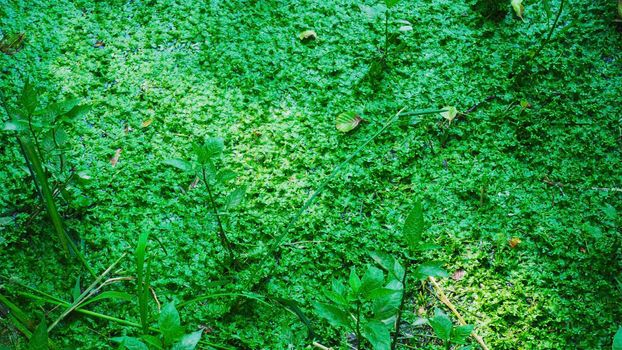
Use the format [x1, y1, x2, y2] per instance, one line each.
[428, 277, 490, 350]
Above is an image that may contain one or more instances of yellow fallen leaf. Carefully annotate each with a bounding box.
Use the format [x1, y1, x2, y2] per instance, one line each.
[509, 237, 521, 248]
[141, 118, 153, 128]
[511, 0, 524, 20]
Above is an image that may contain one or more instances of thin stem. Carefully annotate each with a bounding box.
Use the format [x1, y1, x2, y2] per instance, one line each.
[201, 167, 235, 265]
[529, 0, 566, 61]
[384, 10, 390, 60]
[356, 301, 362, 349]
[391, 263, 408, 350]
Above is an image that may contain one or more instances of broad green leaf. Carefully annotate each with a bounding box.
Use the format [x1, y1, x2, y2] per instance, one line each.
[414, 262, 448, 280]
[163, 158, 193, 172]
[159, 302, 184, 345]
[324, 290, 348, 307]
[403, 202, 424, 251]
[614, 327, 622, 350]
[451, 325, 474, 344]
[332, 279, 347, 297]
[216, 169, 237, 183]
[313, 302, 352, 328]
[384, 0, 400, 9]
[225, 186, 246, 209]
[19, 79, 39, 115]
[362, 320, 391, 350]
[336, 111, 362, 133]
[429, 309, 452, 341]
[193, 137, 224, 164]
[372, 280, 402, 321]
[511, 0, 524, 19]
[27, 318, 47, 350]
[349, 267, 362, 294]
[140, 335, 163, 349]
[171, 330, 203, 350]
[440, 106, 458, 124]
[111, 336, 149, 350]
[360, 265, 385, 296]
[370, 252, 394, 272]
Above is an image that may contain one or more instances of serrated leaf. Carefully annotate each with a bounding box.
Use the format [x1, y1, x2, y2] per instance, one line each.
[614, 327, 622, 350]
[403, 202, 424, 251]
[27, 318, 47, 350]
[225, 186, 246, 209]
[193, 137, 223, 164]
[171, 330, 202, 350]
[362, 320, 391, 350]
[313, 302, 352, 328]
[159, 302, 184, 345]
[111, 336, 149, 350]
[163, 158, 193, 172]
[451, 325, 474, 344]
[429, 310, 452, 341]
[511, 0, 524, 19]
[336, 111, 362, 133]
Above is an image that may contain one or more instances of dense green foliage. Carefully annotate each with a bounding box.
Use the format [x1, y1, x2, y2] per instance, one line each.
[1, 0, 621, 349]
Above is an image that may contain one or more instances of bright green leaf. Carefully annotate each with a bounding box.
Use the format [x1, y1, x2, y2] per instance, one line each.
[362, 320, 391, 350]
[384, 0, 400, 9]
[414, 262, 448, 280]
[171, 330, 203, 350]
[360, 265, 385, 296]
[27, 318, 47, 350]
[313, 302, 352, 329]
[163, 158, 193, 172]
[429, 309, 453, 341]
[225, 186, 246, 209]
[614, 327, 622, 350]
[159, 302, 184, 345]
[111, 336, 149, 350]
[440, 106, 458, 124]
[336, 111, 362, 133]
[451, 325, 474, 345]
[349, 267, 362, 294]
[403, 202, 424, 251]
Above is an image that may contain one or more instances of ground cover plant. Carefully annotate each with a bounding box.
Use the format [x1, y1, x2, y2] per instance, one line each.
[1, 0, 621, 349]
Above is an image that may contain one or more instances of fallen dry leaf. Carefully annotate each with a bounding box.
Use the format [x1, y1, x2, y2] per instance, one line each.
[509, 237, 521, 248]
[141, 118, 153, 128]
[452, 269, 466, 281]
[110, 148, 122, 167]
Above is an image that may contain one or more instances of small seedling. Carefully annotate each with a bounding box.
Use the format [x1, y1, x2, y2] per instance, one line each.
[0, 80, 93, 275]
[427, 309, 473, 350]
[164, 137, 246, 266]
[112, 302, 203, 350]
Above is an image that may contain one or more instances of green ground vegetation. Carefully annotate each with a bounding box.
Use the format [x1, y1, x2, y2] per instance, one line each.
[1, 0, 621, 349]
